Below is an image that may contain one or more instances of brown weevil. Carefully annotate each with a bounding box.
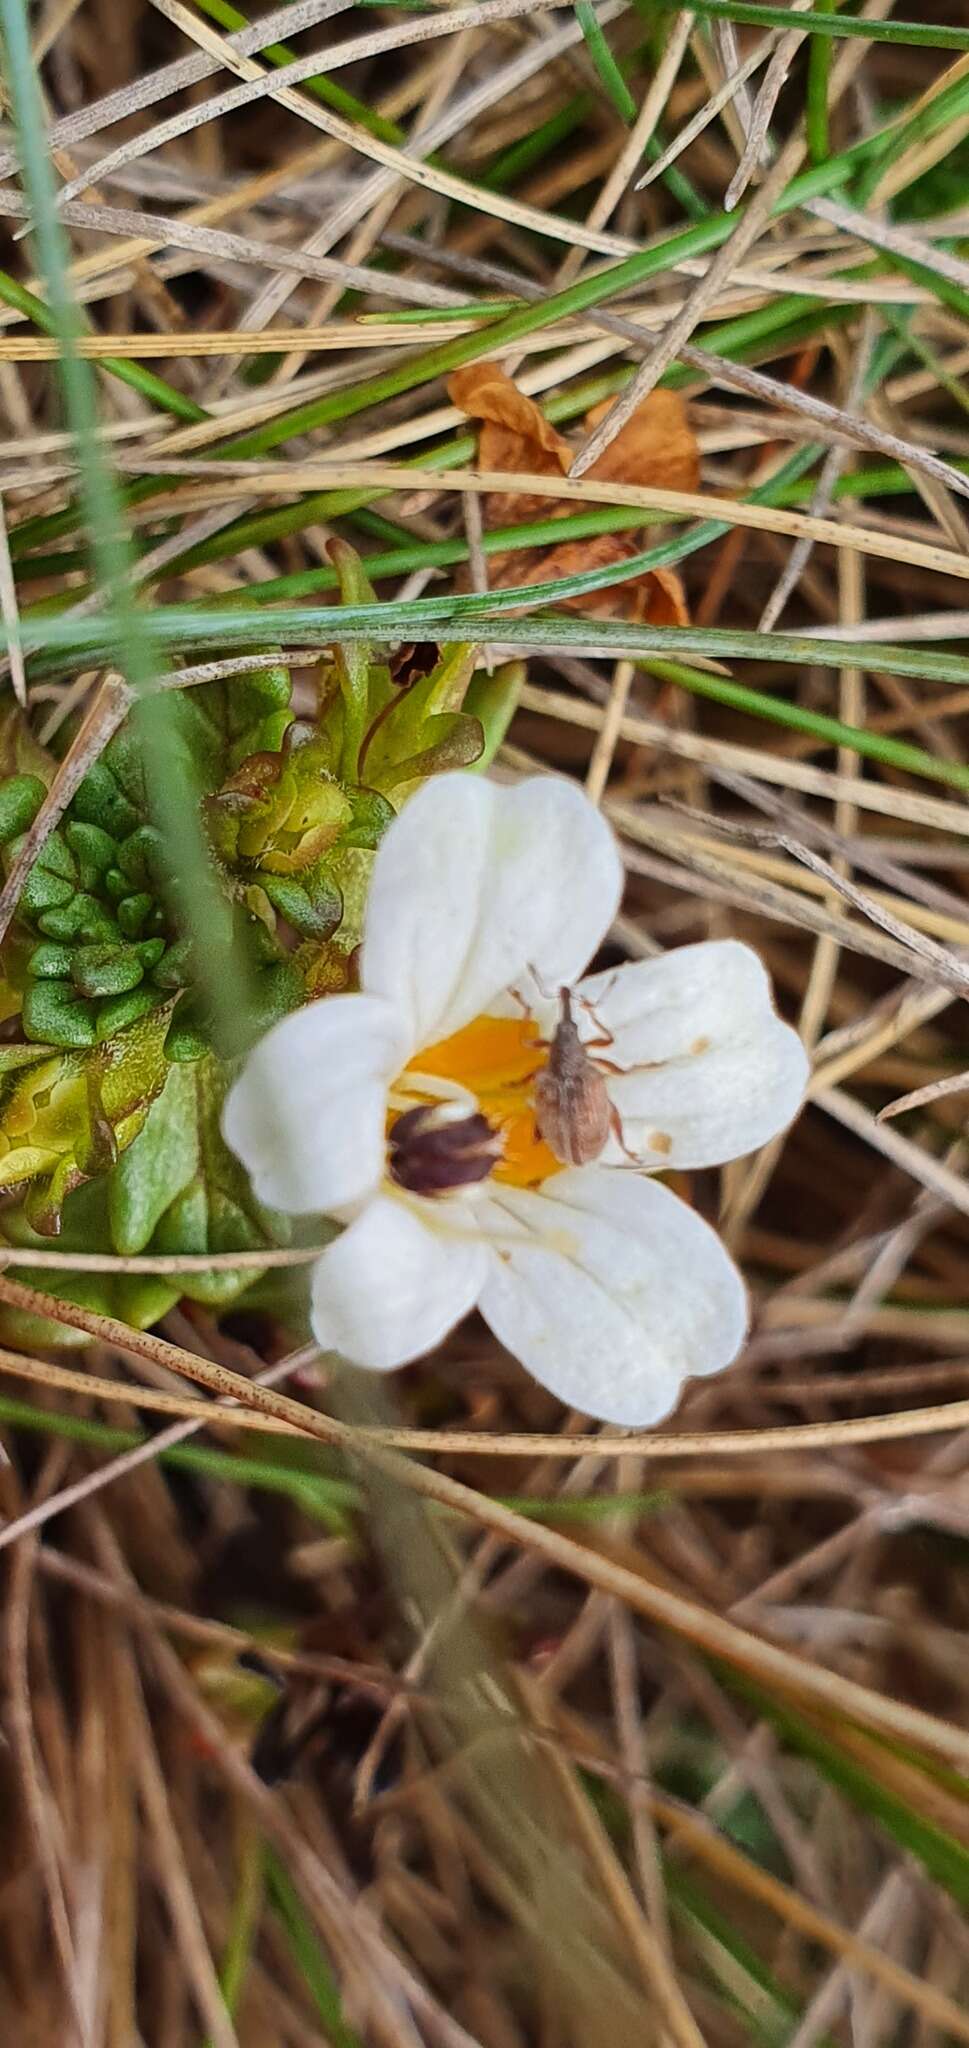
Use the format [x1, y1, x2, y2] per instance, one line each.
[534, 986, 625, 1167]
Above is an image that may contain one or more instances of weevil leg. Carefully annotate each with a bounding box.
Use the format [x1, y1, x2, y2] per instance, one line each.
[506, 979, 550, 1052]
[608, 1104, 642, 1165]
[573, 989, 619, 1050]
[524, 960, 557, 1002]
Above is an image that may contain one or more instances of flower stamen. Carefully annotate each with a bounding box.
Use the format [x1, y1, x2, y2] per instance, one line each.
[395, 1013, 561, 1189]
[389, 1102, 502, 1198]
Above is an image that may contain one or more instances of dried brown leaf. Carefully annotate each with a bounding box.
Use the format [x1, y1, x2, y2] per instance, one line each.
[582, 390, 700, 497]
[448, 362, 697, 621]
[448, 360, 572, 526]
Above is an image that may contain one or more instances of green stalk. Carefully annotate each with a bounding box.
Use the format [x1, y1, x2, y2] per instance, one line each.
[0, 1392, 359, 1524]
[264, 1852, 364, 2048]
[575, 0, 638, 122]
[0, 269, 207, 423]
[191, 0, 406, 144]
[637, 656, 969, 790]
[205, 1829, 264, 2044]
[12, 607, 969, 745]
[17, 451, 939, 600]
[806, 0, 837, 162]
[578, 0, 969, 47]
[0, 174, 876, 568]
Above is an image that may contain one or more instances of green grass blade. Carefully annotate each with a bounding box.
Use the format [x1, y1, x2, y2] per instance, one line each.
[806, 0, 838, 161]
[264, 1850, 364, 2048]
[0, 269, 207, 426]
[628, 0, 969, 48]
[191, 0, 406, 144]
[575, 1, 638, 122]
[205, 1830, 264, 2044]
[0, 1393, 361, 1528]
[728, 1675, 969, 1909]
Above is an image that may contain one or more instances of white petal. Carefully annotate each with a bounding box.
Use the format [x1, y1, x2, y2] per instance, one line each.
[578, 940, 807, 1169]
[477, 1167, 747, 1426]
[222, 994, 409, 1216]
[362, 773, 622, 1046]
[310, 1195, 489, 1369]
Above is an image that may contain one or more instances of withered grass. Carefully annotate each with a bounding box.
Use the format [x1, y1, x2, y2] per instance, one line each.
[1, 2, 969, 2043]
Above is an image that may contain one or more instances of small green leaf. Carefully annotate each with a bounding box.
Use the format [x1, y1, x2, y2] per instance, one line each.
[71, 758, 141, 840]
[37, 893, 118, 944]
[108, 1062, 201, 1256]
[71, 942, 145, 999]
[343, 787, 395, 848]
[464, 662, 524, 770]
[22, 980, 97, 1047]
[0, 774, 46, 842]
[116, 892, 153, 937]
[94, 988, 157, 1039]
[64, 819, 116, 886]
[370, 713, 483, 793]
[19, 862, 75, 916]
[361, 643, 477, 784]
[146, 1057, 287, 1305]
[29, 942, 74, 979]
[164, 996, 211, 1063]
[259, 870, 343, 940]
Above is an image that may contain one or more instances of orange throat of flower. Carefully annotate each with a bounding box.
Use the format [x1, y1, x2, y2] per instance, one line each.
[389, 1014, 560, 1193]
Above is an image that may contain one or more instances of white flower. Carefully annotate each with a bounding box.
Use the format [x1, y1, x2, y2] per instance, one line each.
[223, 774, 808, 1426]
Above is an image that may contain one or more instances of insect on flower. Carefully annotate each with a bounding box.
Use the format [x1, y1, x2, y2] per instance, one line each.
[534, 986, 624, 1167]
[224, 774, 809, 1426]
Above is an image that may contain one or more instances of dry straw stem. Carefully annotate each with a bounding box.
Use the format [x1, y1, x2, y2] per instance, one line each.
[110, 356, 969, 506]
[613, 801, 969, 964]
[10, 59, 458, 308]
[12, 1319, 969, 1461]
[38, 1544, 407, 1693]
[571, 0, 895, 466]
[0, 1350, 316, 1558]
[877, 1069, 969, 1120]
[133, 0, 636, 263]
[656, 803, 969, 951]
[3, 1278, 969, 1775]
[723, 0, 817, 210]
[0, 188, 465, 311]
[5, 0, 969, 2028]
[52, 0, 612, 215]
[572, 135, 807, 474]
[0, 0, 352, 177]
[532, 1713, 707, 2048]
[636, 28, 779, 191]
[0, 493, 25, 707]
[84, 458, 969, 583]
[816, 1085, 969, 1222]
[5, 1528, 88, 2047]
[127, 1656, 242, 2048]
[0, 675, 129, 943]
[550, 1729, 969, 2042]
[0, 1347, 308, 1432]
[613, 817, 969, 983]
[868, 51, 969, 205]
[0, 328, 500, 358]
[517, 682, 969, 832]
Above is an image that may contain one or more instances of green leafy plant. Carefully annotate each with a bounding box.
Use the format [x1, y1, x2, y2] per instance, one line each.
[0, 558, 518, 1332]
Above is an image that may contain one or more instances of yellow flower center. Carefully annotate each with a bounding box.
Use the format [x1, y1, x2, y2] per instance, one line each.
[393, 1014, 560, 1190]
